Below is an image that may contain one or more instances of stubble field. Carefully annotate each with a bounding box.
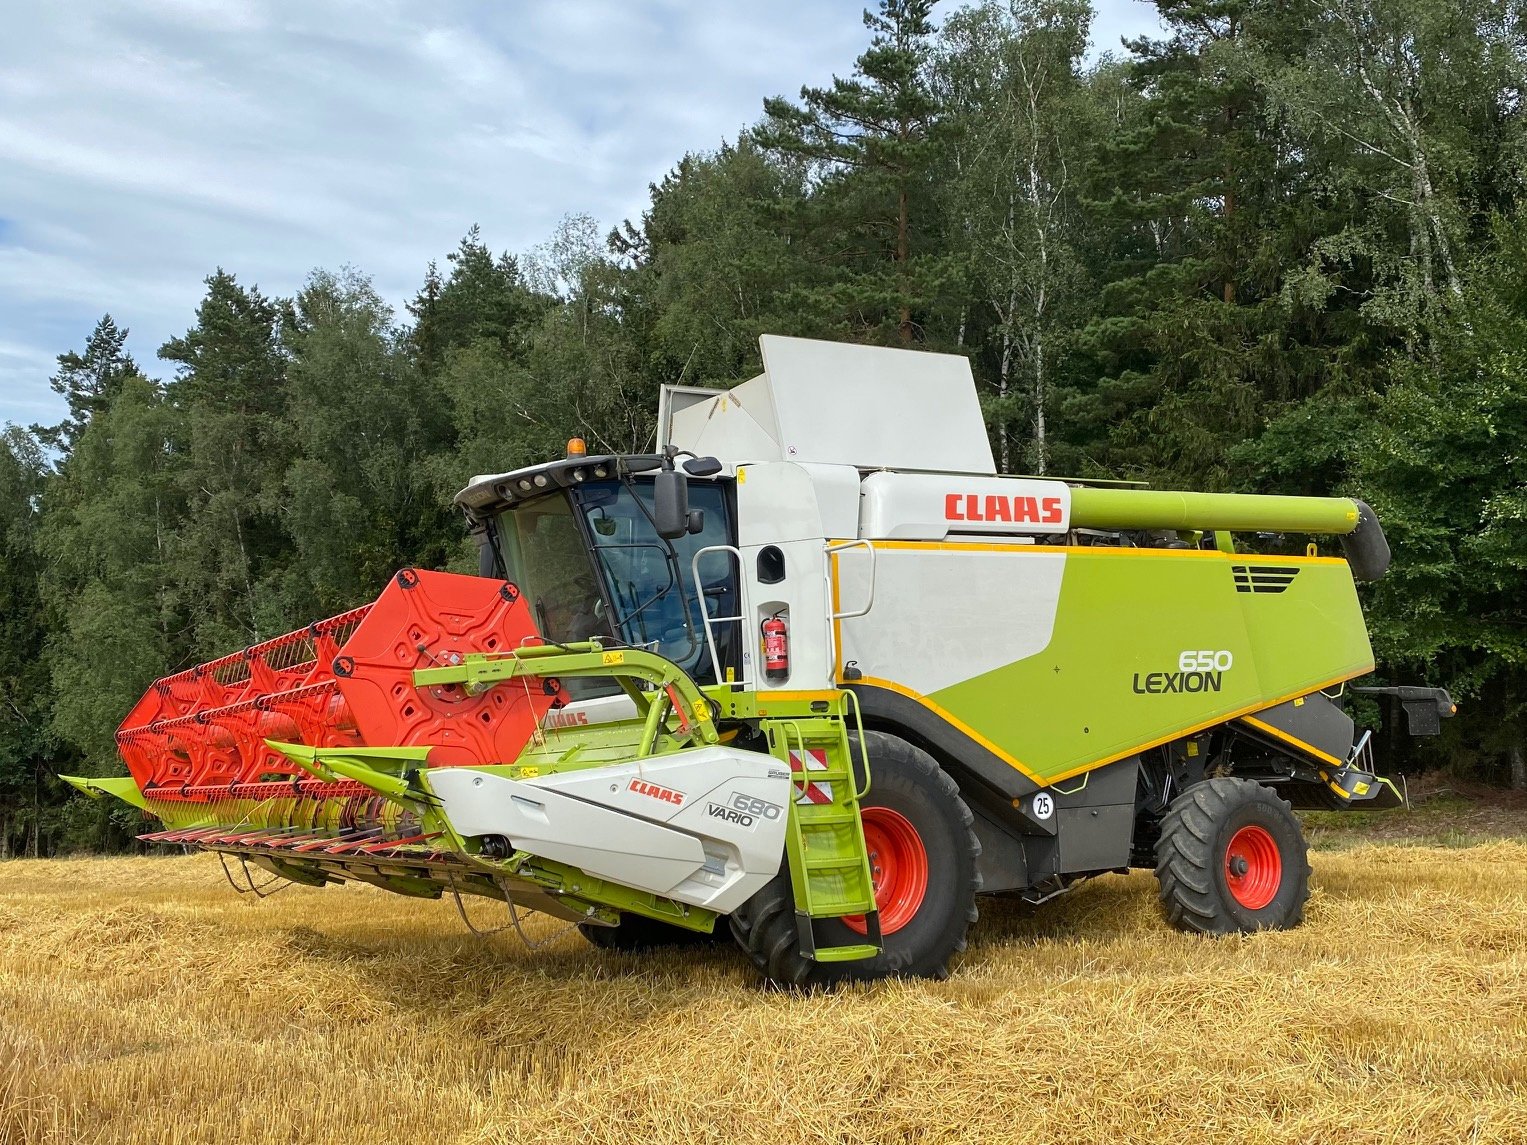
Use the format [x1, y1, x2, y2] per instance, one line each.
[4, 820, 1527, 1145]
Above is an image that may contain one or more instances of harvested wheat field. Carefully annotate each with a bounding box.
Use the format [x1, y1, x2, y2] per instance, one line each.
[4, 837, 1527, 1145]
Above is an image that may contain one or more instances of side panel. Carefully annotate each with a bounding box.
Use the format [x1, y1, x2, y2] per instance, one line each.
[732, 462, 840, 691]
[835, 544, 1373, 785]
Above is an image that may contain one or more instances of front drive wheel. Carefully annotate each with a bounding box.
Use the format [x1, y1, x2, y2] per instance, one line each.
[729, 731, 981, 987]
[1154, 777, 1311, 935]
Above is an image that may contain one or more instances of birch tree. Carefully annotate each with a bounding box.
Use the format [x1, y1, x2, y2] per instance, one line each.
[1263, 0, 1527, 333]
[939, 0, 1092, 473]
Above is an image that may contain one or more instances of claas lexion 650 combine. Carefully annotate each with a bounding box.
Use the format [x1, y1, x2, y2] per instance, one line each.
[67, 337, 1455, 985]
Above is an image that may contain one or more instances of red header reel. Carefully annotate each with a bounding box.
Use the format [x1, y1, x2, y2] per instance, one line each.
[115, 569, 555, 803]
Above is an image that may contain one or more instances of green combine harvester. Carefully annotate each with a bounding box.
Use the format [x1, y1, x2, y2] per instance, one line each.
[67, 336, 1454, 985]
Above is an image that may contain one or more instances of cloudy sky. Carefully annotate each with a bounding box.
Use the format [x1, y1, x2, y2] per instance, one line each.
[0, 0, 1161, 428]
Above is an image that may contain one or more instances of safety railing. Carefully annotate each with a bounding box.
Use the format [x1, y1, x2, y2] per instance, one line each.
[691, 544, 751, 688]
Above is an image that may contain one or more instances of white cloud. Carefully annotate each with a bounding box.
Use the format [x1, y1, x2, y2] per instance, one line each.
[0, 0, 1162, 428]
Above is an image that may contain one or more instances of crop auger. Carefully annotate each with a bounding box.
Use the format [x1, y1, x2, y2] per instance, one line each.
[67, 335, 1455, 986]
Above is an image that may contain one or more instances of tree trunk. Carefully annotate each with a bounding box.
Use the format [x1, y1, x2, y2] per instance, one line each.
[1221, 87, 1238, 305]
[1032, 329, 1047, 476]
[30, 764, 40, 858]
[1222, 178, 1236, 304]
[897, 186, 912, 345]
[1510, 741, 1526, 791]
[998, 324, 1013, 473]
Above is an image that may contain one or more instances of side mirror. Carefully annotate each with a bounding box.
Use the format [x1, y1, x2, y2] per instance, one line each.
[654, 468, 689, 539]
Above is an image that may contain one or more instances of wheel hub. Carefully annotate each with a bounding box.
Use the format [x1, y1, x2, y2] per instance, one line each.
[843, 806, 929, 936]
[1224, 824, 1282, 910]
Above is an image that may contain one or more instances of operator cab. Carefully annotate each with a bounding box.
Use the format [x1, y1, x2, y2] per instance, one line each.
[456, 451, 739, 686]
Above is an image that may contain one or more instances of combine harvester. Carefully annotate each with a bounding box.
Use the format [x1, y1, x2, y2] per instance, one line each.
[67, 337, 1454, 985]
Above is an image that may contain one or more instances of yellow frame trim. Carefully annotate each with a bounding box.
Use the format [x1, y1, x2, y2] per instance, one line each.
[1240, 714, 1345, 767]
[828, 538, 1348, 565]
[825, 540, 1369, 786]
[845, 671, 1371, 786]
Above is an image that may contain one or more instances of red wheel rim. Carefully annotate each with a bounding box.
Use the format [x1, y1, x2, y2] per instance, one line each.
[843, 807, 929, 936]
[1224, 824, 1282, 910]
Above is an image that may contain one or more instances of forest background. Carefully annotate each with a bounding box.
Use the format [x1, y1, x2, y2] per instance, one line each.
[3, 0, 1525, 854]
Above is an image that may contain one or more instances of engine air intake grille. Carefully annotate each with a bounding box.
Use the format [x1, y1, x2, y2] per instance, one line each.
[1233, 565, 1299, 594]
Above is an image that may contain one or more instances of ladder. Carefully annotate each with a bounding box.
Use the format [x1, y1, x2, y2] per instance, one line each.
[765, 711, 881, 962]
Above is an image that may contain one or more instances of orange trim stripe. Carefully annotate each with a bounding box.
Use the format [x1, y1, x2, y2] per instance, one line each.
[1240, 715, 1345, 767]
[847, 671, 1372, 787]
[827, 539, 1347, 565]
[825, 541, 1367, 786]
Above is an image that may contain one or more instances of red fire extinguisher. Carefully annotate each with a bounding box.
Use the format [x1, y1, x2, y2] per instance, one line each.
[762, 612, 789, 681]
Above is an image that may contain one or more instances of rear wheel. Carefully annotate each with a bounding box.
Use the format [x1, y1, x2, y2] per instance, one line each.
[1154, 777, 1311, 935]
[729, 731, 980, 987]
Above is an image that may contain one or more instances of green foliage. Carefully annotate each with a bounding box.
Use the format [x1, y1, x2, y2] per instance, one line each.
[757, 0, 957, 344]
[1355, 215, 1527, 780]
[7, 0, 1527, 852]
[282, 268, 457, 610]
[159, 270, 292, 651]
[612, 142, 815, 385]
[39, 374, 185, 770]
[408, 225, 546, 373]
[34, 314, 144, 455]
[0, 429, 52, 855]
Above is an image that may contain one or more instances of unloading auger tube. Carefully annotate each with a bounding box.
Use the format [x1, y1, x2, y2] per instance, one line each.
[65, 334, 1453, 987]
[1067, 487, 1392, 581]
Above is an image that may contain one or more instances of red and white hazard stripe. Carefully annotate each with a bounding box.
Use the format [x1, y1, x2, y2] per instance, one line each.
[789, 749, 834, 805]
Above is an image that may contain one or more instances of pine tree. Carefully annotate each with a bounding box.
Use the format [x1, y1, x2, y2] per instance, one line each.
[36, 315, 144, 454]
[0, 429, 52, 856]
[159, 270, 291, 652]
[38, 370, 187, 849]
[757, 0, 951, 345]
[282, 268, 456, 611]
[407, 226, 544, 373]
[1069, 0, 1342, 487]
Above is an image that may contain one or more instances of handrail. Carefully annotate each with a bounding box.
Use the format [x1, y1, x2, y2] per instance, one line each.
[691, 544, 750, 688]
[827, 539, 877, 620]
[412, 642, 719, 748]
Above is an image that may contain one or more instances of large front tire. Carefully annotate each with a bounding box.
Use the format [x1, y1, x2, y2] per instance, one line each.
[1154, 777, 1311, 935]
[729, 731, 981, 987]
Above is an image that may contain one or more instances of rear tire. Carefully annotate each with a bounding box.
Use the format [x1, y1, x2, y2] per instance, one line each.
[729, 731, 980, 987]
[1154, 777, 1311, 935]
[578, 913, 726, 952]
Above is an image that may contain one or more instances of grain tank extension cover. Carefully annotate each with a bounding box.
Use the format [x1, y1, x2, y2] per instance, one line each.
[660, 335, 997, 474]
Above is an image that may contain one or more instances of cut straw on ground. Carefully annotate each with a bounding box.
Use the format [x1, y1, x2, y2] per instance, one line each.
[3, 839, 1526, 1145]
